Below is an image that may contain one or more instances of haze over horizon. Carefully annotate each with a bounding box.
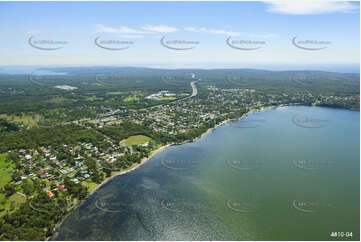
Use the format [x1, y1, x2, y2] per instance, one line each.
[0, 64, 360, 74]
[0, 1, 359, 73]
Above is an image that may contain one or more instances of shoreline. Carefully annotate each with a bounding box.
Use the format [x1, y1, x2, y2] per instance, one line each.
[50, 104, 282, 240]
[89, 143, 172, 196]
[50, 143, 172, 240]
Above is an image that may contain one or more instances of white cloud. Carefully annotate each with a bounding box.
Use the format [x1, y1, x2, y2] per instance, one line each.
[184, 26, 277, 38]
[184, 27, 240, 36]
[199, 27, 208, 32]
[184, 27, 196, 32]
[27, 30, 41, 35]
[119, 35, 144, 39]
[141, 25, 177, 33]
[247, 33, 278, 38]
[209, 29, 241, 36]
[96, 24, 150, 34]
[263, 0, 359, 15]
[96, 24, 276, 39]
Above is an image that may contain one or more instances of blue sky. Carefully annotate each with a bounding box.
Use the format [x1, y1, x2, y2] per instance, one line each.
[0, 1, 359, 71]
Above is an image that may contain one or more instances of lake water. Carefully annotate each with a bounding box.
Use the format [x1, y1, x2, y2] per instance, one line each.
[55, 106, 360, 241]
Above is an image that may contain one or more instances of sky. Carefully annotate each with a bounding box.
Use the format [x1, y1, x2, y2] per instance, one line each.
[0, 1, 359, 72]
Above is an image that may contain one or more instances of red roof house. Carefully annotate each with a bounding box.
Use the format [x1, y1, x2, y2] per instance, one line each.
[47, 190, 54, 198]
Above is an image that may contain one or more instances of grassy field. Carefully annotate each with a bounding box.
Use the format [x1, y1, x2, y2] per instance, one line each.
[86, 96, 103, 101]
[9, 193, 26, 204]
[106, 91, 123, 95]
[0, 154, 14, 189]
[160, 96, 176, 100]
[121, 135, 151, 146]
[108, 120, 123, 125]
[82, 180, 98, 192]
[123, 96, 140, 102]
[45, 97, 74, 103]
[0, 193, 26, 217]
[0, 113, 42, 127]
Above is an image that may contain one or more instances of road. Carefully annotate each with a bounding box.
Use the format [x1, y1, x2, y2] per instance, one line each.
[61, 80, 198, 126]
[190, 81, 197, 97]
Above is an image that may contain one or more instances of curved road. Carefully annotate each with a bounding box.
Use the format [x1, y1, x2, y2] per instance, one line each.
[190, 81, 198, 97]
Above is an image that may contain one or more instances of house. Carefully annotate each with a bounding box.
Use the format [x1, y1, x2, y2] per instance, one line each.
[83, 174, 90, 179]
[57, 185, 65, 191]
[59, 169, 69, 175]
[47, 190, 54, 198]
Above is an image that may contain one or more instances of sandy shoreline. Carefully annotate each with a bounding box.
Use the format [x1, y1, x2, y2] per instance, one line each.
[89, 143, 172, 196]
[50, 105, 282, 239]
[49, 143, 172, 240]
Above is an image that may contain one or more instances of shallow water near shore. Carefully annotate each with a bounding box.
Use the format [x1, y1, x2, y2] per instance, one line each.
[54, 106, 360, 241]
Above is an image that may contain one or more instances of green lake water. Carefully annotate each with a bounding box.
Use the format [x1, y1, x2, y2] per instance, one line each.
[54, 106, 360, 241]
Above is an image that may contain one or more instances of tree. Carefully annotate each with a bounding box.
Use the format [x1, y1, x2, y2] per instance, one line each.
[105, 169, 111, 178]
[3, 184, 16, 197]
[21, 179, 34, 195]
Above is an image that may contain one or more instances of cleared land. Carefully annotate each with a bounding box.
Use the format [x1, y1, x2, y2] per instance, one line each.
[0, 154, 14, 188]
[121, 135, 151, 146]
[82, 181, 98, 192]
[0, 193, 26, 217]
[123, 96, 140, 102]
[160, 96, 176, 100]
[107, 91, 123, 95]
[0, 113, 42, 127]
